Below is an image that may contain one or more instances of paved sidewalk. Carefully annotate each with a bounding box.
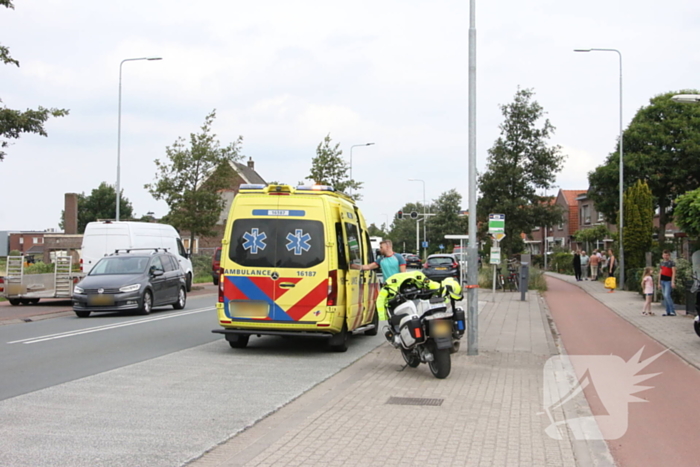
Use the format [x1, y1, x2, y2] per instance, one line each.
[546, 273, 700, 370]
[190, 292, 610, 467]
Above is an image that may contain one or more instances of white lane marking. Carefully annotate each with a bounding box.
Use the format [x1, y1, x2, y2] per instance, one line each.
[7, 306, 216, 345]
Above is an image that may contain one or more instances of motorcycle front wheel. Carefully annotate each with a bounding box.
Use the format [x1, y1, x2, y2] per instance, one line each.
[401, 348, 421, 368]
[428, 348, 451, 379]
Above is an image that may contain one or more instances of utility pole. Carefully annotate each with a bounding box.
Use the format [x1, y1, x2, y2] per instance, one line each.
[466, 0, 479, 355]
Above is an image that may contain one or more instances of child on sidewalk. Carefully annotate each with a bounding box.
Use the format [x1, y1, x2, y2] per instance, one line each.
[641, 267, 655, 315]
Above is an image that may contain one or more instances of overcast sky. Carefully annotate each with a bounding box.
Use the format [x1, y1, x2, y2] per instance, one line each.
[1, 0, 698, 234]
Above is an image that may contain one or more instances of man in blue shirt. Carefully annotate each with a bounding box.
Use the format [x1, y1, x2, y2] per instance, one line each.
[360, 240, 406, 279]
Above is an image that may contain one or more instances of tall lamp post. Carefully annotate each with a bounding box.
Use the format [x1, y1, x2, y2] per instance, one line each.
[116, 57, 162, 221]
[409, 179, 426, 259]
[575, 48, 624, 289]
[348, 143, 374, 195]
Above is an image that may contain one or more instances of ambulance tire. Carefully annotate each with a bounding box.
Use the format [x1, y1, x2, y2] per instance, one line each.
[328, 323, 349, 352]
[227, 334, 249, 349]
[186, 273, 192, 292]
[365, 310, 379, 336]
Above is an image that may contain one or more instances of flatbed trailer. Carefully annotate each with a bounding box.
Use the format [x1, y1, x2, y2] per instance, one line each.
[1, 256, 82, 306]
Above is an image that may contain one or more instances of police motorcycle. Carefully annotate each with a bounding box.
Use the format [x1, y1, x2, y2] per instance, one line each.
[376, 271, 466, 379]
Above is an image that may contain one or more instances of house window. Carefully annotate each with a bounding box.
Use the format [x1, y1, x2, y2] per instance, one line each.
[558, 222, 563, 230]
[533, 226, 540, 231]
[33, 237, 39, 244]
[582, 205, 590, 225]
[597, 211, 604, 222]
[19, 237, 24, 245]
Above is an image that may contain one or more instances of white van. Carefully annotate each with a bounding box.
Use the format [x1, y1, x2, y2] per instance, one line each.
[81, 221, 194, 291]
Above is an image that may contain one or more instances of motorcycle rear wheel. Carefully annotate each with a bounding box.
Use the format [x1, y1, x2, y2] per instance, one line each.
[401, 348, 421, 368]
[428, 348, 451, 379]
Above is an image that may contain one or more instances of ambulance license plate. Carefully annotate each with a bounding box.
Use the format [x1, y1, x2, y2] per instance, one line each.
[432, 320, 452, 337]
[230, 301, 270, 318]
[88, 294, 115, 306]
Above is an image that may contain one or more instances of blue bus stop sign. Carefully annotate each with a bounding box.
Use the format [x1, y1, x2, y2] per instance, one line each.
[421, 241, 429, 248]
[439, 244, 444, 250]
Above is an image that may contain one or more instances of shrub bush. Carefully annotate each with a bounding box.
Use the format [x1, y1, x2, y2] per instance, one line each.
[24, 261, 55, 274]
[551, 252, 574, 275]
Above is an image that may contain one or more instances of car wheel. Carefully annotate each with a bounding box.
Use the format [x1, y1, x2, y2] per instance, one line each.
[75, 310, 91, 318]
[140, 290, 153, 315]
[365, 309, 379, 336]
[186, 273, 192, 292]
[8, 299, 20, 306]
[173, 287, 186, 310]
[226, 334, 249, 349]
[328, 322, 349, 352]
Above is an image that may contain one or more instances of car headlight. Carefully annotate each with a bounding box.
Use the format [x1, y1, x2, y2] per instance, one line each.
[74, 286, 84, 294]
[119, 284, 141, 293]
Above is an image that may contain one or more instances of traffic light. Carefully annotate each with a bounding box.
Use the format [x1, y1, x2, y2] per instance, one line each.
[397, 211, 403, 219]
[410, 211, 418, 219]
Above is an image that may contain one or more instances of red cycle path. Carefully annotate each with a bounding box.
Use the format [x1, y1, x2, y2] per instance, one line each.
[545, 276, 700, 467]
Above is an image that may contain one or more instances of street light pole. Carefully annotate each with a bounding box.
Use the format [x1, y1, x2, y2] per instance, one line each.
[409, 179, 426, 259]
[116, 56, 162, 222]
[467, 0, 479, 355]
[574, 48, 624, 289]
[348, 143, 374, 195]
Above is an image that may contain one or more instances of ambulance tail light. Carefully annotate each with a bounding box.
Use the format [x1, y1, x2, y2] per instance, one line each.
[218, 275, 225, 303]
[327, 270, 338, 306]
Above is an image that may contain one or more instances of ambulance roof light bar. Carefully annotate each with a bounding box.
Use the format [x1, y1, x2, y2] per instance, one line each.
[296, 185, 335, 192]
[239, 184, 266, 190]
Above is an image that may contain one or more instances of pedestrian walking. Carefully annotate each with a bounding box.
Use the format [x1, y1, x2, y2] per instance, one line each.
[658, 250, 677, 316]
[589, 250, 600, 280]
[573, 249, 582, 281]
[641, 267, 655, 316]
[606, 249, 617, 293]
[580, 250, 590, 280]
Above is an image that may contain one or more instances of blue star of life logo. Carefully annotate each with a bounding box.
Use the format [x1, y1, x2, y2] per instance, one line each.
[286, 229, 312, 255]
[242, 228, 267, 254]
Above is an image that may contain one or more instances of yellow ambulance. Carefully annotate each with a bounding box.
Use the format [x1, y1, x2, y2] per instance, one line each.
[212, 184, 380, 352]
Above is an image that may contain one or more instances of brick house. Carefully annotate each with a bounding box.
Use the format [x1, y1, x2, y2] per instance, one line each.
[574, 192, 617, 253]
[552, 190, 587, 251]
[180, 157, 266, 254]
[8, 232, 46, 256]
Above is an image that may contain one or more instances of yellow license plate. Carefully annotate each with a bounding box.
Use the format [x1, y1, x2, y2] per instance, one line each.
[433, 320, 452, 337]
[88, 294, 115, 306]
[229, 301, 270, 318]
[435, 267, 447, 270]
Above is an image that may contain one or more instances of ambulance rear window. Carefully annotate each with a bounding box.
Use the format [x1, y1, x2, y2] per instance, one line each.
[229, 219, 325, 268]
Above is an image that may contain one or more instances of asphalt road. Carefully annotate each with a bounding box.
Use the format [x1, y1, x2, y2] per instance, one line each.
[0, 292, 385, 467]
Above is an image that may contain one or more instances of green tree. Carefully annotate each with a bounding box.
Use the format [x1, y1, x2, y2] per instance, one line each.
[573, 225, 612, 253]
[367, 223, 386, 238]
[1, 1, 68, 161]
[675, 187, 700, 238]
[59, 183, 134, 233]
[588, 90, 700, 243]
[304, 134, 362, 200]
[426, 189, 469, 254]
[477, 87, 566, 256]
[146, 110, 243, 248]
[621, 180, 653, 270]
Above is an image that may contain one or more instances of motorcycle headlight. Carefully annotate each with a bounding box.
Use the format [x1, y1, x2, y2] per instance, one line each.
[119, 284, 141, 293]
[74, 286, 84, 294]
